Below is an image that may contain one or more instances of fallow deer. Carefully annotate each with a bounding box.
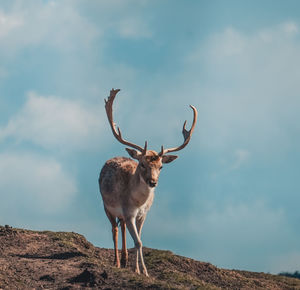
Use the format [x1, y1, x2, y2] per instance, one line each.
[99, 88, 197, 276]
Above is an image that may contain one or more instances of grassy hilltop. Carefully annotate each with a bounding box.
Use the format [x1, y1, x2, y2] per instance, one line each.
[0, 225, 299, 289]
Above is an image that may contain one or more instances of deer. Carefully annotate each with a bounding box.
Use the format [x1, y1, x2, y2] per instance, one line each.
[99, 88, 197, 277]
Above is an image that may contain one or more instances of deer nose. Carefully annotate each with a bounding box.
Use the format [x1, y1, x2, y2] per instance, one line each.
[148, 179, 157, 188]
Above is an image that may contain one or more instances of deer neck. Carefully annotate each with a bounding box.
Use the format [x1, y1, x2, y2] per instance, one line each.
[129, 167, 154, 206]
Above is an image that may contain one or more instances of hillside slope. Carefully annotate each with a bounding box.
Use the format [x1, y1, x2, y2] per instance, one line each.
[0, 225, 299, 289]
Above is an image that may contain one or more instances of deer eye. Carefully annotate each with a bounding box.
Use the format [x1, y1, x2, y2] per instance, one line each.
[140, 163, 146, 169]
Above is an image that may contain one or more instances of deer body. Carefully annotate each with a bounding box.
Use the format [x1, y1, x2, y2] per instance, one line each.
[100, 156, 155, 220]
[99, 89, 197, 276]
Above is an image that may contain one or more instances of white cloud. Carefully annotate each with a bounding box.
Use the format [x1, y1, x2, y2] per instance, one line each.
[147, 197, 293, 272]
[230, 149, 250, 170]
[0, 92, 105, 152]
[151, 22, 300, 273]
[0, 9, 22, 38]
[75, 0, 153, 39]
[185, 21, 300, 154]
[194, 201, 293, 272]
[117, 17, 152, 39]
[258, 21, 299, 42]
[281, 21, 298, 36]
[0, 152, 77, 215]
[0, 1, 99, 56]
[198, 201, 286, 242]
[0, 1, 154, 57]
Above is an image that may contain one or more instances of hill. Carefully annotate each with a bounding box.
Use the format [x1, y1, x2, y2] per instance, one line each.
[0, 225, 299, 289]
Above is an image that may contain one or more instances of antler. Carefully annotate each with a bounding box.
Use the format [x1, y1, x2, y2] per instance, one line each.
[159, 105, 198, 155]
[105, 88, 147, 153]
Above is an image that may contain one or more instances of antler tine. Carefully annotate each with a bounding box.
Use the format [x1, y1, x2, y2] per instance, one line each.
[142, 141, 148, 155]
[104, 88, 145, 152]
[159, 105, 198, 155]
[158, 145, 164, 156]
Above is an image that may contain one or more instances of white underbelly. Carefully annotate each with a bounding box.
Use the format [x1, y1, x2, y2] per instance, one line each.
[106, 205, 124, 219]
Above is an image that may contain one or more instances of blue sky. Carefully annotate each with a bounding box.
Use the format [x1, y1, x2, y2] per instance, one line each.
[1, 0, 300, 274]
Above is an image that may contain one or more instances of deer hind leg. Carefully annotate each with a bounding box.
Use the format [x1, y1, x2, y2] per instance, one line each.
[120, 219, 128, 267]
[104, 207, 120, 268]
[126, 217, 149, 277]
[112, 224, 120, 268]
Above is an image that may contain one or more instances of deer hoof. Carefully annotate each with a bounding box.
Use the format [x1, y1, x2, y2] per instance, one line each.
[114, 261, 121, 268]
[142, 268, 149, 277]
[121, 257, 127, 268]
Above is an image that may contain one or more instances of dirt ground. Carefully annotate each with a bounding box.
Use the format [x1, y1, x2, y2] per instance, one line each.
[0, 225, 299, 289]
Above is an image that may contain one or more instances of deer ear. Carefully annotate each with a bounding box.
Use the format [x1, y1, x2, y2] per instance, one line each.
[162, 155, 178, 164]
[126, 148, 141, 160]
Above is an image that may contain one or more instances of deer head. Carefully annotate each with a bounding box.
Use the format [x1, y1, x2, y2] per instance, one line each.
[104, 88, 197, 188]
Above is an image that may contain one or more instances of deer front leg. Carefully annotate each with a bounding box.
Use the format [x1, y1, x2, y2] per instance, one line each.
[120, 219, 128, 267]
[136, 216, 146, 238]
[126, 217, 149, 277]
[135, 216, 146, 274]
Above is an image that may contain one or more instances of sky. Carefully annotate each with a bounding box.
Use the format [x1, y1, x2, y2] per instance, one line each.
[0, 0, 300, 274]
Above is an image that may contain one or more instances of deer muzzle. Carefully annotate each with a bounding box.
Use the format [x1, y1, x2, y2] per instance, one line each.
[147, 179, 157, 188]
